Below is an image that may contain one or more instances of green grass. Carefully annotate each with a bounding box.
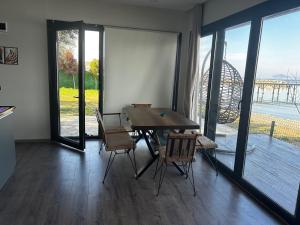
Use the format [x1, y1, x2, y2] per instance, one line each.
[58, 70, 99, 116]
[226, 113, 300, 147]
[200, 104, 300, 147]
[59, 87, 98, 116]
[59, 70, 98, 90]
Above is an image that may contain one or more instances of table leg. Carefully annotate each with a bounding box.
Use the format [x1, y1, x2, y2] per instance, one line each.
[142, 130, 155, 158]
[135, 155, 158, 179]
[135, 130, 158, 178]
[135, 130, 143, 144]
[146, 130, 160, 146]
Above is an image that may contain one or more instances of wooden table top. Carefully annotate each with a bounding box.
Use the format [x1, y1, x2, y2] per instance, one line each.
[125, 107, 200, 130]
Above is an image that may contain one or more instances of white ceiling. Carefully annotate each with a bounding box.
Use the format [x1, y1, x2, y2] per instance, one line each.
[103, 0, 207, 11]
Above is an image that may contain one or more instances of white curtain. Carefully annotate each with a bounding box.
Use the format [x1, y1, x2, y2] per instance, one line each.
[184, 4, 203, 120]
[104, 28, 178, 114]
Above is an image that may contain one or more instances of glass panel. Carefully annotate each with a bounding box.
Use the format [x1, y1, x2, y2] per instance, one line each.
[57, 30, 80, 139]
[85, 30, 99, 136]
[244, 9, 300, 214]
[197, 35, 213, 133]
[215, 23, 251, 170]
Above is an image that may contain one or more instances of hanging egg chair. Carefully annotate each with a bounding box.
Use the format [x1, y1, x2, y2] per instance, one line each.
[199, 49, 255, 155]
[201, 60, 243, 124]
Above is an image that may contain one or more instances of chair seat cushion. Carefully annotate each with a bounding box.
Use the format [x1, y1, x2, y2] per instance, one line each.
[196, 136, 218, 149]
[105, 127, 135, 151]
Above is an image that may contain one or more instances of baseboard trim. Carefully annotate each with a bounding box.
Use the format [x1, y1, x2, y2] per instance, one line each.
[15, 139, 51, 143]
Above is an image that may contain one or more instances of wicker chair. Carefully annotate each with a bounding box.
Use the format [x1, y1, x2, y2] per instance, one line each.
[95, 109, 137, 183]
[154, 132, 198, 196]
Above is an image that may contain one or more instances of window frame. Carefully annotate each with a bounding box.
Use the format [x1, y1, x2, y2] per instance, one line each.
[200, 1, 300, 224]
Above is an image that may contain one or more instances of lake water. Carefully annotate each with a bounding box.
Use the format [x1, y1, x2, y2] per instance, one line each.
[252, 85, 300, 120]
[252, 103, 300, 121]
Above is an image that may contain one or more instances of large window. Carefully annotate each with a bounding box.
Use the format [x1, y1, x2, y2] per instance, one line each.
[199, 2, 300, 223]
[214, 23, 250, 170]
[197, 35, 213, 132]
[244, 9, 300, 214]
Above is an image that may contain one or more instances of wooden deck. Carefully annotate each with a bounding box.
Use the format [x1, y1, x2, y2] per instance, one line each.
[216, 134, 300, 214]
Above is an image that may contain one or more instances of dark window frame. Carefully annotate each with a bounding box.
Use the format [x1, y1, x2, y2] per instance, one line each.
[47, 20, 86, 150]
[200, 1, 300, 224]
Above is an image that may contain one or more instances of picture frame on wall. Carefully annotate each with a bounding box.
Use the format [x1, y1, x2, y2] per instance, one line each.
[4, 47, 18, 65]
[0, 46, 4, 64]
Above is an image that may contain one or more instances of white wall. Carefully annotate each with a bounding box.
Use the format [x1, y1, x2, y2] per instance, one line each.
[203, 0, 267, 25]
[0, 0, 187, 140]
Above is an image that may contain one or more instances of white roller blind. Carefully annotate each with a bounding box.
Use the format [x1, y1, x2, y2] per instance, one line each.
[103, 27, 178, 113]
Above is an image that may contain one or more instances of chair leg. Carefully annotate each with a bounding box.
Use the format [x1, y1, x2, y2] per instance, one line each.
[153, 133, 161, 147]
[99, 143, 103, 154]
[127, 149, 137, 176]
[153, 158, 160, 179]
[133, 149, 137, 175]
[156, 162, 167, 196]
[186, 162, 191, 179]
[204, 149, 218, 176]
[190, 161, 196, 196]
[102, 152, 116, 184]
[214, 148, 219, 176]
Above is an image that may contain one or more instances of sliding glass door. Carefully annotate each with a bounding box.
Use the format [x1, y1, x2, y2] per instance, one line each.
[201, 2, 300, 223]
[214, 23, 251, 170]
[243, 9, 300, 214]
[48, 20, 86, 150]
[205, 23, 251, 170]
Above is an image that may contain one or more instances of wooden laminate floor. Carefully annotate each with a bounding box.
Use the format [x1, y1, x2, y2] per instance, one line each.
[0, 140, 284, 225]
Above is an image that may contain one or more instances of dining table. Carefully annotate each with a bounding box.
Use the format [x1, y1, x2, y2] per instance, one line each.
[124, 107, 200, 178]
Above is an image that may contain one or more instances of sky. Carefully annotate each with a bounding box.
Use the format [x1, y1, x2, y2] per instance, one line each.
[200, 8, 300, 80]
[85, 30, 99, 62]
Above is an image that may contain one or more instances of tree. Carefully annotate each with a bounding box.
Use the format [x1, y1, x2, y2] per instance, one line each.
[59, 49, 78, 89]
[57, 30, 78, 47]
[89, 59, 99, 89]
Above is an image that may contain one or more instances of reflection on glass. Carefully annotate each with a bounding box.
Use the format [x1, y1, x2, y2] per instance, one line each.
[197, 35, 213, 133]
[85, 30, 100, 136]
[244, 10, 300, 213]
[57, 30, 80, 139]
[214, 23, 251, 170]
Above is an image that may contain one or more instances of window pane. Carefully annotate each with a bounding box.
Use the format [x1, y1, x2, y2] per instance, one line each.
[215, 23, 251, 170]
[57, 30, 80, 139]
[85, 30, 99, 136]
[244, 9, 300, 214]
[198, 35, 213, 133]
